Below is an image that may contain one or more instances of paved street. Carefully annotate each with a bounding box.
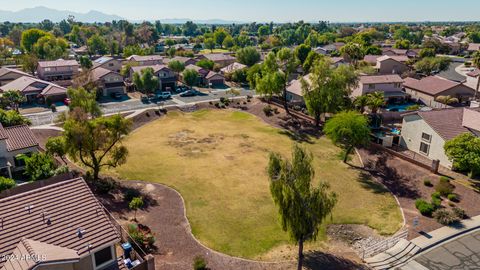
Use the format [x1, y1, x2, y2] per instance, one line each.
[23, 89, 256, 126]
[412, 229, 480, 270]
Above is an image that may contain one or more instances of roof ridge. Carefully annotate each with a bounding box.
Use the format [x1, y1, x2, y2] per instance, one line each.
[0, 178, 83, 203]
[20, 237, 39, 262]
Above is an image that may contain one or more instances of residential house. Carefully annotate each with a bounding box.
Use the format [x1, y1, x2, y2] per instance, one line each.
[0, 177, 123, 270]
[0, 76, 67, 103]
[163, 56, 198, 67]
[403, 76, 475, 108]
[220, 62, 247, 74]
[400, 107, 480, 168]
[130, 65, 177, 91]
[36, 59, 79, 86]
[0, 68, 33, 86]
[286, 74, 310, 104]
[183, 65, 224, 86]
[352, 75, 405, 101]
[93, 57, 122, 73]
[331, 57, 347, 67]
[197, 53, 236, 67]
[0, 124, 38, 177]
[375, 55, 409, 75]
[467, 43, 480, 53]
[126, 55, 164, 66]
[314, 42, 345, 55]
[205, 71, 225, 86]
[90, 67, 126, 97]
[382, 48, 419, 58]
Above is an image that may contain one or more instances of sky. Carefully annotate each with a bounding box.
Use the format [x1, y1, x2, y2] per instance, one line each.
[2, 0, 480, 22]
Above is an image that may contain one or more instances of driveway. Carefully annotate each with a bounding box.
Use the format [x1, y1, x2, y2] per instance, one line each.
[409, 229, 480, 270]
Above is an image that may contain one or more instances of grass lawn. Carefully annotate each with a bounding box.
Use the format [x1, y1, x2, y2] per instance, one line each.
[199, 48, 230, 54]
[112, 109, 402, 259]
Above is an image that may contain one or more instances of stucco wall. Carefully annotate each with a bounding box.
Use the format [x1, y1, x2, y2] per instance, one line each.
[400, 114, 452, 168]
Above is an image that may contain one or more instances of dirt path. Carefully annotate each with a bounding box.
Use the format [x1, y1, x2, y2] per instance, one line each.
[102, 180, 368, 270]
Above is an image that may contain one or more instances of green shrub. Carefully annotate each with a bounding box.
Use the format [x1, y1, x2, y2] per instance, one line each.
[263, 105, 273, 116]
[193, 255, 207, 270]
[447, 193, 458, 202]
[431, 192, 441, 200]
[423, 179, 432, 187]
[95, 178, 117, 194]
[0, 177, 16, 192]
[124, 188, 141, 202]
[128, 223, 155, 250]
[435, 178, 454, 197]
[452, 207, 467, 219]
[415, 199, 435, 216]
[431, 197, 442, 208]
[406, 104, 420, 111]
[433, 209, 460, 225]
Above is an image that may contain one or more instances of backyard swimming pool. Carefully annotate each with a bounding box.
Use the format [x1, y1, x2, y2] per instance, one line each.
[385, 103, 418, 112]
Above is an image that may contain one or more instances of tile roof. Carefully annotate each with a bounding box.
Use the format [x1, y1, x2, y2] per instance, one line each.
[38, 59, 78, 68]
[1, 238, 80, 270]
[90, 67, 117, 81]
[130, 64, 170, 75]
[359, 74, 403, 84]
[3, 125, 39, 152]
[202, 53, 236, 62]
[403, 76, 469, 96]
[0, 68, 32, 78]
[0, 76, 66, 97]
[466, 69, 480, 78]
[287, 74, 311, 97]
[127, 55, 163, 62]
[205, 71, 224, 80]
[467, 43, 480, 51]
[417, 108, 473, 140]
[220, 62, 247, 73]
[0, 178, 120, 268]
[377, 55, 409, 63]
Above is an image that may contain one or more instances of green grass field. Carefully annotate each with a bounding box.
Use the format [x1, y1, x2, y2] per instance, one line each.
[198, 48, 231, 54]
[113, 110, 402, 260]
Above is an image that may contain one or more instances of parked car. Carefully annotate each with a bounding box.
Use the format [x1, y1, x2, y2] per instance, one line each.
[158, 91, 171, 99]
[180, 90, 197, 97]
[140, 95, 150, 103]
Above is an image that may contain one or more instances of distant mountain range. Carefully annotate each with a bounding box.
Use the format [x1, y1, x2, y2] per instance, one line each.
[0, 6, 245, 24]
[0, 6, 123, 23]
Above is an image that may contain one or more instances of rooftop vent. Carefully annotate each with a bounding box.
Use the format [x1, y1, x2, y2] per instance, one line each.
[77, 228, 86, 238]
[25, 204, 34, 214]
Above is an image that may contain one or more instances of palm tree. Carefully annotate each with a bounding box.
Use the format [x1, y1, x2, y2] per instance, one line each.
[353, 95, 369, 113]
[436, 95, 459, 105]
[367, 92, 385, 114]
[472, 51, 480, 101]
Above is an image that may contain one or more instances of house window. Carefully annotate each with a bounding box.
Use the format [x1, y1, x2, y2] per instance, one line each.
[368, 84, 375, 90]
[394, 83, 401, 88]
[419, 142, 430, 155]
[108, 63, 114, 67]
[94, 246, 113, 268]
[45, 68, 51, 72]
[421, 132, 432, 143]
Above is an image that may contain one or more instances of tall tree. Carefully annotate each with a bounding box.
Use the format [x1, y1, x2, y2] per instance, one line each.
[63, 114, 131, 181]
[33, 35, 68, 60]
[87, 34, 108, 55]
[236, 46, 260, 67]
[132, 68, 159, 94]
[204, 38, 215, 52]
[268, 144, 337, 270]
[21, 54, 39, 75]
[276, 48, 299, 114]
[340, 42, 364, 66]
[46, 136, 68, 164]
[2, 90, 26, 112]
[444, 133, 480, 177]
[182, 69, 199, 88]
[324, 111, 370, 163]
[21, 28, 49, 52]
[366, 91, 385, 114]
[67, 87, 102, 118]
[301, 59, 357, 126]
[167, 60, 185, 78]
[294, 44, 311, 65]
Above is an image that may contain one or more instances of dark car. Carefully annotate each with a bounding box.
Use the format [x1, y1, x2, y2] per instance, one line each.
[179, 90, 197, 97]
[111, 92, 123, 100]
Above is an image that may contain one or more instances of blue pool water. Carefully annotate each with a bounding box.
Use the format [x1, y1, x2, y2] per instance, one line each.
[386, 103, 417, 112]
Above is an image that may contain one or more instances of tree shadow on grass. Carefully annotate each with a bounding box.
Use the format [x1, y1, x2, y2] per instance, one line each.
[362, 152, 420, 199]
[303, 251, 369, 270]
[357, 171, 390, 195]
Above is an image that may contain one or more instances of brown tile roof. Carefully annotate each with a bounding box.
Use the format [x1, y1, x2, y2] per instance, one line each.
[462, 107, 480, 132]
[0, 76, 66, 97]
[163, 56, 196, 65]
[1, 238, 80, 270]
[202, 53, 236, 62]
[127, 55, 163, 62]
[377, 55, 409, 63]
[91, 67, 118, 81]
[0, 68, 32, 78]
[0, 178, 120, 268]
[3, 125, 39, 152]
[467, 43, 480, 51]
[359, 74, 403, 84]
[417, 108, 472, 140]
[205, 71, 224, 80]
[220, 62, 247, 73]
[38, 59, 79, 68]
[403, 76, 467, 96]
[364, 55, 380, 64]
[185, 64, 209, 77]
[287, 74, 311, 97]
[130, 64, 170, 75]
